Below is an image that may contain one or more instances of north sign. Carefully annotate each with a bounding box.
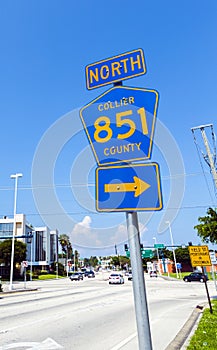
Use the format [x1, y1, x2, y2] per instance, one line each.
[86, 49, 146, 90]
[95, 163, 163, 212]
[80, 86, 159, 166]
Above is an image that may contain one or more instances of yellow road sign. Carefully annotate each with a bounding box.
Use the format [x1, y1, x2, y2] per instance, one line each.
[189, 245, 212, 267]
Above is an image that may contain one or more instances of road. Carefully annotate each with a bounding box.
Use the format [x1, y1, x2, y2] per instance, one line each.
[0, 273, 216, 349]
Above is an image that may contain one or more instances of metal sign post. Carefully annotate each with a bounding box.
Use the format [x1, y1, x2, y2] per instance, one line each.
[126, 211, 152, 350]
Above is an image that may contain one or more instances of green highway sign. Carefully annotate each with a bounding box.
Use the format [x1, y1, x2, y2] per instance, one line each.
[142, 249, 154, 258]
[154, 244, 165, 249]
[126, 249, 154, 259]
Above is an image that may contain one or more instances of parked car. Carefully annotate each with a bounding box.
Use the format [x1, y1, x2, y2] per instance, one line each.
[70, 272, 83, 281]
[109, 273, 124, 284]
[150, 271, 157, 278]
[183, 272, 208, 283]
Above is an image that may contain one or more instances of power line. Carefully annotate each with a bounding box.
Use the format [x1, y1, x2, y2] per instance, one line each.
[0, 171, 212, 191]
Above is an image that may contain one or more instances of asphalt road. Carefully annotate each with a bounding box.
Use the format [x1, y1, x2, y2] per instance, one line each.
[0, 273, 216, 349]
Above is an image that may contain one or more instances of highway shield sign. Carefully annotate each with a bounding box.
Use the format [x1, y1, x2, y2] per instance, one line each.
[189, 245, 212, 267]
[95, 162, 163, 212]
[86, 49, 146, 90]
[80, 86, 159, 166]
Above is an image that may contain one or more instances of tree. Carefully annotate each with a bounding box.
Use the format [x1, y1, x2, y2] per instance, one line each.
[173, 247, 190, 264]
[59, 234, 72, 258]
[194, 207, 217, 244]
[89, 256, 98, 267]
[110, 256, 120, 268]
[0, 239, 26, 266]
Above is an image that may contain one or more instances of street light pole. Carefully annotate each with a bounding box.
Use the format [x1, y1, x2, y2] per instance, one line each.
[153, 237, 161, 275]
[9, 173, 23, 291]
[166, 221, 179, 278]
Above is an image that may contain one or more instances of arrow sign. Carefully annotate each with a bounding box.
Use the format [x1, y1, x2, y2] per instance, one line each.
[105, 176, 151, 197]
[96, 162, 163, 212]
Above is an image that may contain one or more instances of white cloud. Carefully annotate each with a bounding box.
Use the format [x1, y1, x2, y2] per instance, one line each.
[69, 216, 149, 257]
[71, 216, 101, 248]
[79, 216, 92, 228]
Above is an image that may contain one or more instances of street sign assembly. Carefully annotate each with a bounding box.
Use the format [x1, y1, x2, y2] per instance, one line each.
[189, 245, 212, 267]
[86, 49, 146, 90]
[81, 49, 162, 350]
[80, 85, 159, 166]
[95, 162, 163, 212]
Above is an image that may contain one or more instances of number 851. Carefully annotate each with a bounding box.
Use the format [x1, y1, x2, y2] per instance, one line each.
[94, 107, 148, 143]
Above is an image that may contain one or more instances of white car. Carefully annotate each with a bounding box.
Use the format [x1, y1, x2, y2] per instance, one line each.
[109, 273, 124, 284]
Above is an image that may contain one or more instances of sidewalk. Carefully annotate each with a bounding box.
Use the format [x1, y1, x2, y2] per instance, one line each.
[1, 281, 38, 294]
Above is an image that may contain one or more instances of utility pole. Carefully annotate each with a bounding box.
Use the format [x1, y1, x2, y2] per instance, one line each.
[191, 124, 217, 190]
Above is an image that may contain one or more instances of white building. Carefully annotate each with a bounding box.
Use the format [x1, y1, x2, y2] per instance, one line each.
[0, 214, 58, 271]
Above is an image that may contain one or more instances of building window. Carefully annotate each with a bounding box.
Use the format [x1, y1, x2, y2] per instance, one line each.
[0, 223, 13, 238]
[35, 231, 46, 261]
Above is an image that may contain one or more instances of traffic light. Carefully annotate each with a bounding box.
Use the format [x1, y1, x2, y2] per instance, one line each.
[124, 244, 129, 251]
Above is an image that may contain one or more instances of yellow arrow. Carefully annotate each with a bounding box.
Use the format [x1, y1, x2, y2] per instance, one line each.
[104, 176, 151, 198]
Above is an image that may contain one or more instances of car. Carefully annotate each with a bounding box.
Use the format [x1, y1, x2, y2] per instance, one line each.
[128, 272, 133, 281]
[70, 272, 83, 281]
[77, 272, 84, 280]
[150, 271, 157, 278]
[109, 273, 124, 284]
[85, 270, 95, 278]
[183, 272, 208, 283]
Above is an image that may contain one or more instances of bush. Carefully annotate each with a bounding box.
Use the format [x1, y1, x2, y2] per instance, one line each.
[40, 270, 48, 275]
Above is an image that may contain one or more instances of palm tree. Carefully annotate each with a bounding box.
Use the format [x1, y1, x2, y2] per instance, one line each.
[59, 234, 72, 259]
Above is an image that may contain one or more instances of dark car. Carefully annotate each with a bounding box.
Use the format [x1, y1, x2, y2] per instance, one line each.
[70, 272, 83, 281]
[183, 272, 208, 283]
[85, 270, 95, 278]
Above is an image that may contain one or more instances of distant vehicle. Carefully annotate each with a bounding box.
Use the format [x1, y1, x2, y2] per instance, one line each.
[128, 272, 132, 281]
[85, 270, 95, 278]
[77, 272, 84, 280]
[183, 272, 208, 283]
[70, 272, 83, 281]
[150, 271, 157, 278]
[109, 273, 124, 284]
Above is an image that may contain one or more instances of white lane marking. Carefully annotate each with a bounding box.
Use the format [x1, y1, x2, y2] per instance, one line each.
[0, 337, 63, 349]
[110, 332, 137, 350]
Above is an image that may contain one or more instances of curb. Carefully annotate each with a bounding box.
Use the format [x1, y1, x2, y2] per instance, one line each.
[165, 304, 205, 350]
[0, 288, 38, 296]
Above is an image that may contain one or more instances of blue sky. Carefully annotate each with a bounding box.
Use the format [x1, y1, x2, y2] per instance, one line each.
[0, 1, 217, 257]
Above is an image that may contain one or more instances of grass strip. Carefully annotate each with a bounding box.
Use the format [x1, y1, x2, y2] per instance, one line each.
[187, 299, 217, 349]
